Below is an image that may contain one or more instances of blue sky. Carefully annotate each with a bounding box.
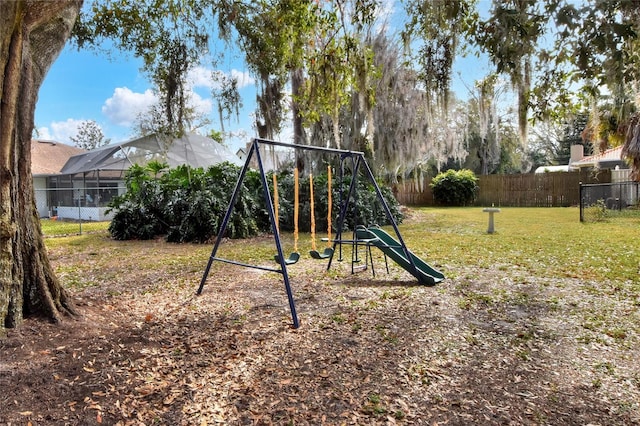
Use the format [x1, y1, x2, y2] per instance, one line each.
[35, 43, 258, 151]
[34, 1, 492, 152]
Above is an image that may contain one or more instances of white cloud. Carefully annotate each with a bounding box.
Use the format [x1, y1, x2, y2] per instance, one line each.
[102, 87, 157, 127]
[36, 118, 85, 144]
[189, 66, 255, 90]
[230, 69, 255, 88]
[101, 70, 254, 133]
[187, 66, 215, 89]
[189, 91, 213, 116]
[102, 85, 215, 129]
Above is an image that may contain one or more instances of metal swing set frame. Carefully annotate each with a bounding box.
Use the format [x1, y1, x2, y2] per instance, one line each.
[196, 138, 421, 328]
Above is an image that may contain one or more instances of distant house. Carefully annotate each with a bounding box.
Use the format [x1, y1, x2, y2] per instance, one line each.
[570, 145, 631, 182]
[49, 132, 243, 220]
[571, 145, 627, 170]
[535, 145, 631, 181]
[31, 139, 85, 217]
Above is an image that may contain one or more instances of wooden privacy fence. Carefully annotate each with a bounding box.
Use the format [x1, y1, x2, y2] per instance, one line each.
[392, 178, 434, 206]
[393, 170, 611, 207]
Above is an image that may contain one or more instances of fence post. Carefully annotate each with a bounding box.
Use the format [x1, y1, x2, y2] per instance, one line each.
[579, 182, 584, 222]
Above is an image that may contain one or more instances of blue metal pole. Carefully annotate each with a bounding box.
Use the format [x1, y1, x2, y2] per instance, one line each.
[254, 144, 300, 328]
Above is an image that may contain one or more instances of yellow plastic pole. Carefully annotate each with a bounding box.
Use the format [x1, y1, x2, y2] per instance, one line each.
[293, 168, 299, 253]
[309, 174, 317, 251]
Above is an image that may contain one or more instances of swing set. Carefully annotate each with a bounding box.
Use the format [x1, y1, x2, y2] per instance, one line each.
[272, 169, 301, 265]
[309, 167, 334, 260]
[197, 138, 443, 328]
[272, 166, 334, 264]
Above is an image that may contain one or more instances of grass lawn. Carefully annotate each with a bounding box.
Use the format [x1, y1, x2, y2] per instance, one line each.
[40, 218, 110, 237]
[402, 207, 640, 284]
[2, 206, 638, 424]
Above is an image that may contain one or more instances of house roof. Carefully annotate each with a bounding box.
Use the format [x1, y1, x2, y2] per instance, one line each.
[60, 132, 242, 175]
[31, 140, 85, 176]
[572, 146, 626, 168]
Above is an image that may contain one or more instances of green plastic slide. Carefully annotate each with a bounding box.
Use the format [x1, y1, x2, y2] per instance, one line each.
[365, 226, 444, 286]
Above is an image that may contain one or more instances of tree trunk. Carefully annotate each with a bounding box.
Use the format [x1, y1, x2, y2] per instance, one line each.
[291, 67, 307, 172]
[1, 0, 82, 334]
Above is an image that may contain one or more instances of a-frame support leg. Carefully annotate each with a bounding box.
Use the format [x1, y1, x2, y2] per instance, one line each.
[197, 139, 299, 328]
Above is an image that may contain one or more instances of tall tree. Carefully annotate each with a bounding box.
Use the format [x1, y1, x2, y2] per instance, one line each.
[473, 74, 503, 175]
[475, 0, 546, 145]
[73, 0, 215, 137]
[1, 0, 82, 333]
[216, 0, 317, 171]
[220, 0, 383, 173]
[399, 0, 478, 176]
[70, 119, 111, 150]
[402, 0, 478, 111]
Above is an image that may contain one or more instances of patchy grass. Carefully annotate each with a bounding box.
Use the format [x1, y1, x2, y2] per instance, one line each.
[40, 219, 110, 237]
[402, 207, 640, 284]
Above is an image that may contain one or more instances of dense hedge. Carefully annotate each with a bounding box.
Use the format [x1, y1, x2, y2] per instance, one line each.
[108, 161, 402, 243]
[430, 169, 479, 206]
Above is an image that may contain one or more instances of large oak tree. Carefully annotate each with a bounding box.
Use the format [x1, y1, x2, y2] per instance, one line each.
[5, 0, 640, 336]
[1, 0, 82, 333]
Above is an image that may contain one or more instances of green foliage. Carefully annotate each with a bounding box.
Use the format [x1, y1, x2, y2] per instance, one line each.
[402, 0, 477, 106]
[108, 162, 258, 242]
[582, 199, 608, 223]
[107, 162, 402, 243]
[430, 169, 478, 206]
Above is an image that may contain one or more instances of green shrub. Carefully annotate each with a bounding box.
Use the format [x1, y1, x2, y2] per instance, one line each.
[108, 161, 402, 243]
[583, 199, 609, 223]
[108, 161, 257, 241]
[430, 169, 478, 206]
[107, 201, 163, 240]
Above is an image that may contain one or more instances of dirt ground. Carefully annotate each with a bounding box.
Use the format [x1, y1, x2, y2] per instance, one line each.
[1, 228, 639, 425]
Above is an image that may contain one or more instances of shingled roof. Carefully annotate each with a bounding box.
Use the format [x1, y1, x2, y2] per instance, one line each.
[571, 146, 626, 169]
[31, 140, 85, 176]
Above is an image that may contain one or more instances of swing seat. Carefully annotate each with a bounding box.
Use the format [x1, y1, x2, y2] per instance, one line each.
[309, 247, 334, 259]
[274, 252, 300, 265]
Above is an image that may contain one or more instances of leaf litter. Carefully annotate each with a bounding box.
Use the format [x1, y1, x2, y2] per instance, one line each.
[1, 219, 639, 425]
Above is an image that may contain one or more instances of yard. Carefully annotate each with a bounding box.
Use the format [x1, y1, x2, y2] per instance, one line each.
[1, 207, 639, 425]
